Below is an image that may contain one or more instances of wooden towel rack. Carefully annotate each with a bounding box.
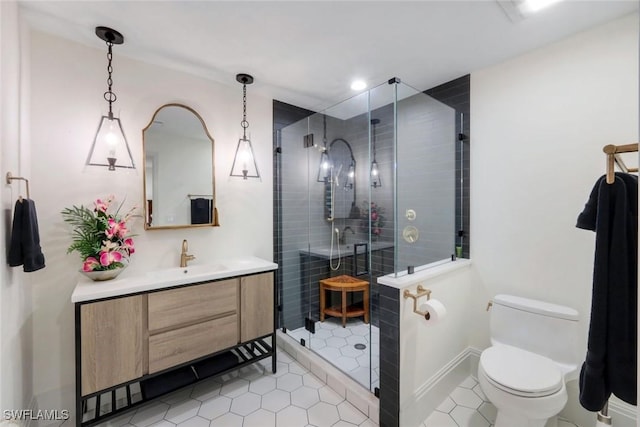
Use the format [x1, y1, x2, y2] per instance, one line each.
[603, 143, 639, 184]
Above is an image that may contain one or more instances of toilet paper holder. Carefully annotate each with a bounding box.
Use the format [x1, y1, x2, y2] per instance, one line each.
[403, 285, 432, 319]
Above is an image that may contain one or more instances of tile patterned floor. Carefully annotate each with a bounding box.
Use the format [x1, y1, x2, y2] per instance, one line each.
[287, 318, 379, 391]
[66, 350, 584, 427]
[86, 350, 376, 427]
[423, 376, 581, 427]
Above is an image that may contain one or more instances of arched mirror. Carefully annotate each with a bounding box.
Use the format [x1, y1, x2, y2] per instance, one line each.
[324, 138, 359, 220]
[142, 103, 218, 230]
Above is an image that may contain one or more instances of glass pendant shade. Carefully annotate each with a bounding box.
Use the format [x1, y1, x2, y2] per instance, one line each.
[371, 160, 382, 188]
[317, 149, 331, 182]
[344, 161, 355, 190]
[230, 136, 260, 180]
[86, 114, 135, 170]
[370, 118, 382, 188]
[87, 26, 134, 172]
[231, 73, 260, 180]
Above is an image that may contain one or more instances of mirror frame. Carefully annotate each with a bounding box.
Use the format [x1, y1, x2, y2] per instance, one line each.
[142, 103, 218, 230]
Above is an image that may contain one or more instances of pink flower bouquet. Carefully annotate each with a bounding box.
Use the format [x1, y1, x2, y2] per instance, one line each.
[61, 195, 136, 272]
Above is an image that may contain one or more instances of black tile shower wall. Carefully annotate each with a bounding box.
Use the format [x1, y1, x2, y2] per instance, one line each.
[378, 284, 400, 427]
[425, 75, 471, 259]
[273, 100, 315, 329]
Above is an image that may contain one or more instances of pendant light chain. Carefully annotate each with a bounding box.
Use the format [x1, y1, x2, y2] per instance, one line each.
[323, 114, 327, 146]
[241, 82, 249, 139]
[103, 40, 117, 119]
[372, 120, 377, 161]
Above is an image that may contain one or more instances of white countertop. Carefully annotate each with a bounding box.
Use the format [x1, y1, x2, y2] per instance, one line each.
[71, 256, 278, 303]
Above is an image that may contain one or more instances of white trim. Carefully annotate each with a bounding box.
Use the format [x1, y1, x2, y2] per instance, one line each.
[401, 347, 481, 427]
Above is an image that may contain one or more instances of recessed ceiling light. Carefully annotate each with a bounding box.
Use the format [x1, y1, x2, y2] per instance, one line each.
[521, 0, 562, 13]
[497, 0, 563, 22]
[350, 80, 367, 91]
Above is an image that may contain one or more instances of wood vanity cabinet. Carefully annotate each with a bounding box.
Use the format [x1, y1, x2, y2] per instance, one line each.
[147, 278, 239, 373]
[240, 273, 274, 341]
[80, 295, 144, 396]
[75, 270, 276, 426]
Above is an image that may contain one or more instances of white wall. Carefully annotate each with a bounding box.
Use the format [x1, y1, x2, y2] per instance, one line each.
[397, 262, 489, 427]
[471, 12, 638, 424]
[1, 0, 34, 416]
[26, 29, 273, 409]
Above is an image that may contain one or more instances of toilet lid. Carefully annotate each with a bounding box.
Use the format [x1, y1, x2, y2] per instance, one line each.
[481, 345, 563, 397]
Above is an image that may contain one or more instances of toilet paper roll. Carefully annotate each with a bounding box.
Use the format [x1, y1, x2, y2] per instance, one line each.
[419, 299, 447, 323]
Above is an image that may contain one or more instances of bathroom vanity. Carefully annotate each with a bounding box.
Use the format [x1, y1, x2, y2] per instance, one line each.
[71, 257, 277, 427]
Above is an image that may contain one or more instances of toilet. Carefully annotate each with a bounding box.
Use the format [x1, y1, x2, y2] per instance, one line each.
[478, 294, 580, 427]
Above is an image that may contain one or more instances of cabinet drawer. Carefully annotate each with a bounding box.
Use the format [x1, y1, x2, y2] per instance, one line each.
[148, 314, 238, 373]
[148, 279, 237, 332]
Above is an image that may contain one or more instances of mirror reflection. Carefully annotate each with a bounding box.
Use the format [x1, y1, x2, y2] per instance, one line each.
[143, 104, 218, 229]
[324, 138, 359, 220]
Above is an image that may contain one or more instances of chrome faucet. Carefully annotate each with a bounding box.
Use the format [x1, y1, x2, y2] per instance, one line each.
[180, 239, 196, 267]
[339, 226, 355, 245]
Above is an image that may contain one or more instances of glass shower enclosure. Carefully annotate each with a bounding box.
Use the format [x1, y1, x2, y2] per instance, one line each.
[275, 79, 457, 392]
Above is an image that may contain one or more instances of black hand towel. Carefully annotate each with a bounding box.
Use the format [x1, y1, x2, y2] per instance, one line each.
[191, 198, 211, 224]
[8, 199, 45, 272]
[577, 173, 637, 411]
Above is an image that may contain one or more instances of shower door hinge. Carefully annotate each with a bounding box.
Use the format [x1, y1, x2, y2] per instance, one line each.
[277, 304, 283, 312]
[304, 317, 316, 334]
[299, 338, 306, 347]
[374, 387, 380, 398]
[458, 133, 466, 141]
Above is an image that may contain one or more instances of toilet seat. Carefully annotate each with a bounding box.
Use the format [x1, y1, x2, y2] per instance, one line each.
[480, 345, 563, 398]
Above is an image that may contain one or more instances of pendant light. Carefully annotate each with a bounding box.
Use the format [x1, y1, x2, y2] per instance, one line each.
[371, 118, 382, 188]
[344, 160, 355, 190]
[316, 114, 330, 183]
[230, 73, 260, 180]
[86, 26, 135, 171]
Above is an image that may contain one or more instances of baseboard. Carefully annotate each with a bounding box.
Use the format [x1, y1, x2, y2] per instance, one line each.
[401, 347, 481, 427]
[276, 330, 380, 424]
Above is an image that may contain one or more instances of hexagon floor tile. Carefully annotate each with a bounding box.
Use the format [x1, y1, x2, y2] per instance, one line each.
[93, 348, 375, 427]
[423, 376, 583, 427]
[287, 318, 380, 391]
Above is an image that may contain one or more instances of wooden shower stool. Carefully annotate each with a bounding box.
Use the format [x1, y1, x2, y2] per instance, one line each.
[319, 275, 369, 328]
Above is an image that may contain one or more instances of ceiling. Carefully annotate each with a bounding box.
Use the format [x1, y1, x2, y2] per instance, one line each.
[18, 1, 639, 112]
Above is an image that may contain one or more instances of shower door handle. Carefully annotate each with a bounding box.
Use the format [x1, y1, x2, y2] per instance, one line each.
[353, 243, 369, 276]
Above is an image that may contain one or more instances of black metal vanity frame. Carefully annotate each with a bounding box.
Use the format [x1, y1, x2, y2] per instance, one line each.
[74, 272, 277, 427]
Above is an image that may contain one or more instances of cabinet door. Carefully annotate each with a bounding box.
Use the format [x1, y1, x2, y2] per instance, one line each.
[80, 295, 144, 396]
[148, 279, 238, 333]
[148, 314, 238, 373]
[240, 272, 274, 342]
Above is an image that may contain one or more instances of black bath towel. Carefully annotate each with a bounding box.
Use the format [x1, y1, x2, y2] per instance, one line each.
[190, 198, 211, 224]
[8, 199, 46, 272]
[577, 173, 637, 411]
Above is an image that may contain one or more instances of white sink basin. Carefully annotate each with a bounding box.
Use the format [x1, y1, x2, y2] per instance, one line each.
[146, 264, 228, 281]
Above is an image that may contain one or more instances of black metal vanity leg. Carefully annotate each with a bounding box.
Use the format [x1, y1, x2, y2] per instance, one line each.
[271, 333, 277, 374]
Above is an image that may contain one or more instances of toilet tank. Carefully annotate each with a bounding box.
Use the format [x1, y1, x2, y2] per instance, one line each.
[490, 294, 581, 372]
